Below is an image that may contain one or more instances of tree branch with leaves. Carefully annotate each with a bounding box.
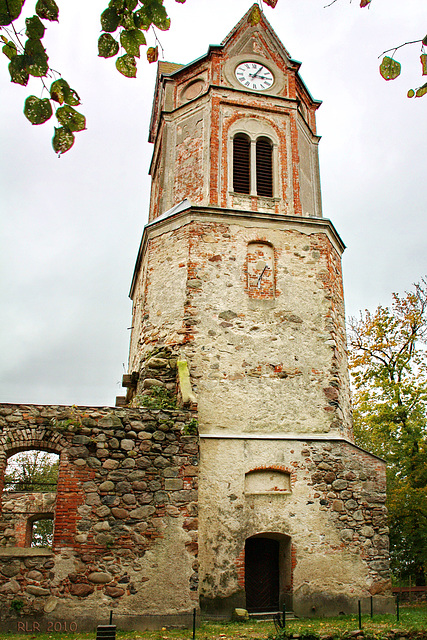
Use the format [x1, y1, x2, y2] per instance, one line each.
[1, 0, 425, 155]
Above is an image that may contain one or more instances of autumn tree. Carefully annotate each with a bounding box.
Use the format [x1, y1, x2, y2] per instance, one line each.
[4, 450, 59, 491]
[348, 280, 427, 585]
[4, 450, 59, 547]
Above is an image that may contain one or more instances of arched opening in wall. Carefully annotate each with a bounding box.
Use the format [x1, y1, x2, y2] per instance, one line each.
[27, 513, 55, 548]
[246, 242, 275, 299]
[233, 133, 250, 194]
[245, 533, 292, 613]
[256, 137, 273, 197]
[1, 450, 59, 548]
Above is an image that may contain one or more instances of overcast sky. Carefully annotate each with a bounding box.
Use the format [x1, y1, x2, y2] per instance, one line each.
[0, 0, 425, 407]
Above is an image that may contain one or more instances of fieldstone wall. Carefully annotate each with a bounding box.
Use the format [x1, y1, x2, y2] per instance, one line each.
[0, 403, 199, 632]
[1, 491, 55, 548]
[198, 437, 392, 618]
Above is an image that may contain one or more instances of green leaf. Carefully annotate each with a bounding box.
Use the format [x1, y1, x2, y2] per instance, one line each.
[421, 54, 427, 76]
[109, 0, 137, 9]
[52, 126, 75, 155]
[0, 0, 23, 26]
[8, 55, 29, 85]
[120, 29, 146, 57]
[56, 105, 86, 132]
[119, 10, 136, 30]
[379, 56, 401, 81]
[35, 0, 59, 21]
[407, 89, 415, 98]
[248, 4, 261, 26]
[175, 0, 186, 3]
[423, 35, 427, 47]
[134, 7, 151, 30]
[26, 15, 46, 39]
[50, 78, 80, 106]
[2, 40, 17, 60]
[116, 53, 137, 77]
[98, 33, 119, 58]
[145, 0, 170, 30]
[100, 7, 120, 32]
[416, 83, 427, 98]
[24, 38, 49, 77]
[24, 95, 53, 124]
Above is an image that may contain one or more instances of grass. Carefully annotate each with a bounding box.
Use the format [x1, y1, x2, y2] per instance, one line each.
[4, 605, 427, 640]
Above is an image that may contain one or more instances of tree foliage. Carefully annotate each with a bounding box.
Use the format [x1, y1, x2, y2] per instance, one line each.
[348, 280, 427, 585]
[0, 0, 425, 154]
[4, 450, 58, 548]
[4, 450, 59, 491]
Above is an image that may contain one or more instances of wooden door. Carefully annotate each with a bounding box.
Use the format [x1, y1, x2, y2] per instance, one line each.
[245, 537, 280, 612]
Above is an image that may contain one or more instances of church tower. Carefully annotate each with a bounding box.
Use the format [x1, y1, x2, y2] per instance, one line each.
[126, 5, 391, 618]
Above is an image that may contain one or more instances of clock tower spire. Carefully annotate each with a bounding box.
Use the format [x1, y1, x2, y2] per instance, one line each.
[147, 4, 322, 223]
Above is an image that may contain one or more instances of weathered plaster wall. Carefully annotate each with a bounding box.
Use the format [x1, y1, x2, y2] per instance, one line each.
[198, 438, 391, 617]
[129, 211, 352, 440]
[0, 404, 198, 632]
[126, 208, 392, 619]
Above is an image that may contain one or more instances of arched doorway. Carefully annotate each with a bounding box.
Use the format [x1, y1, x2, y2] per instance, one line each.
[245, 534, 292, 613]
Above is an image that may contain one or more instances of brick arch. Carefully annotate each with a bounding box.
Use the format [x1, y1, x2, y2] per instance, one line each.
[245, 464, 297, 488]
[0, 433, 67, 464]
[0, 431, 86, 550]
[0, 434, 65, 494]
[236, 531, 294, 611]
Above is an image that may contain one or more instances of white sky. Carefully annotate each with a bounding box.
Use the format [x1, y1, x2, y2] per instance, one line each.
[0, 0, 425, 407]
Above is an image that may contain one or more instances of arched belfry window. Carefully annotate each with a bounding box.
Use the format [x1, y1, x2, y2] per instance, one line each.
[256, 137, 273, 197]
[233, 134, 250, 194]
[232, 132, 274, 198]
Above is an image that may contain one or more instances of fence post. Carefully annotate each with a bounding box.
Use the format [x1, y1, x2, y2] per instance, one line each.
[396, 594, 400, 622]
[370, 595, 373, 619]
[283, 604, 286, 630]
[192, 607, 196, 640]
[358, 600, 362, 629]
[109, 611, 113, 625]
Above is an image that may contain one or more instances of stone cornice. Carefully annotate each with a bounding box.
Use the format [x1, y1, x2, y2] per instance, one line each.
[130, 205, 346, 298]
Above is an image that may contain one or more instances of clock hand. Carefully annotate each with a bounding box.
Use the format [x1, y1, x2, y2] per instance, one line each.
[257, 265, 268, 289]
[250, 65, 262, 79]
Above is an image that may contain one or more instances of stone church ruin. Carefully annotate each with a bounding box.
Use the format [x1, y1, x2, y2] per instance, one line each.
[0, 5, 393, 632]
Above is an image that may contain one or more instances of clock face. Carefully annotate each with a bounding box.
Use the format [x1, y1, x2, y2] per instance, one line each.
[235, 62, 274, 91]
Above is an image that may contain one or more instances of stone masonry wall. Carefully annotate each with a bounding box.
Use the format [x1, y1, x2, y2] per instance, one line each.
[198, 437, 391, 618]
[0, 402, 198, 632]
[129, 212, 352, 439]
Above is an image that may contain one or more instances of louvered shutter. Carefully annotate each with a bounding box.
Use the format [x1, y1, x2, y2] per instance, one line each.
[256, 137, 273, 197]
[233, 134, 250, 194]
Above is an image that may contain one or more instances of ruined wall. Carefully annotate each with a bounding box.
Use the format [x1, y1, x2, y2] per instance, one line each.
[2, 492, 55, 548]
[198, 438, 391, 617]
[0, 403, 198, 632]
